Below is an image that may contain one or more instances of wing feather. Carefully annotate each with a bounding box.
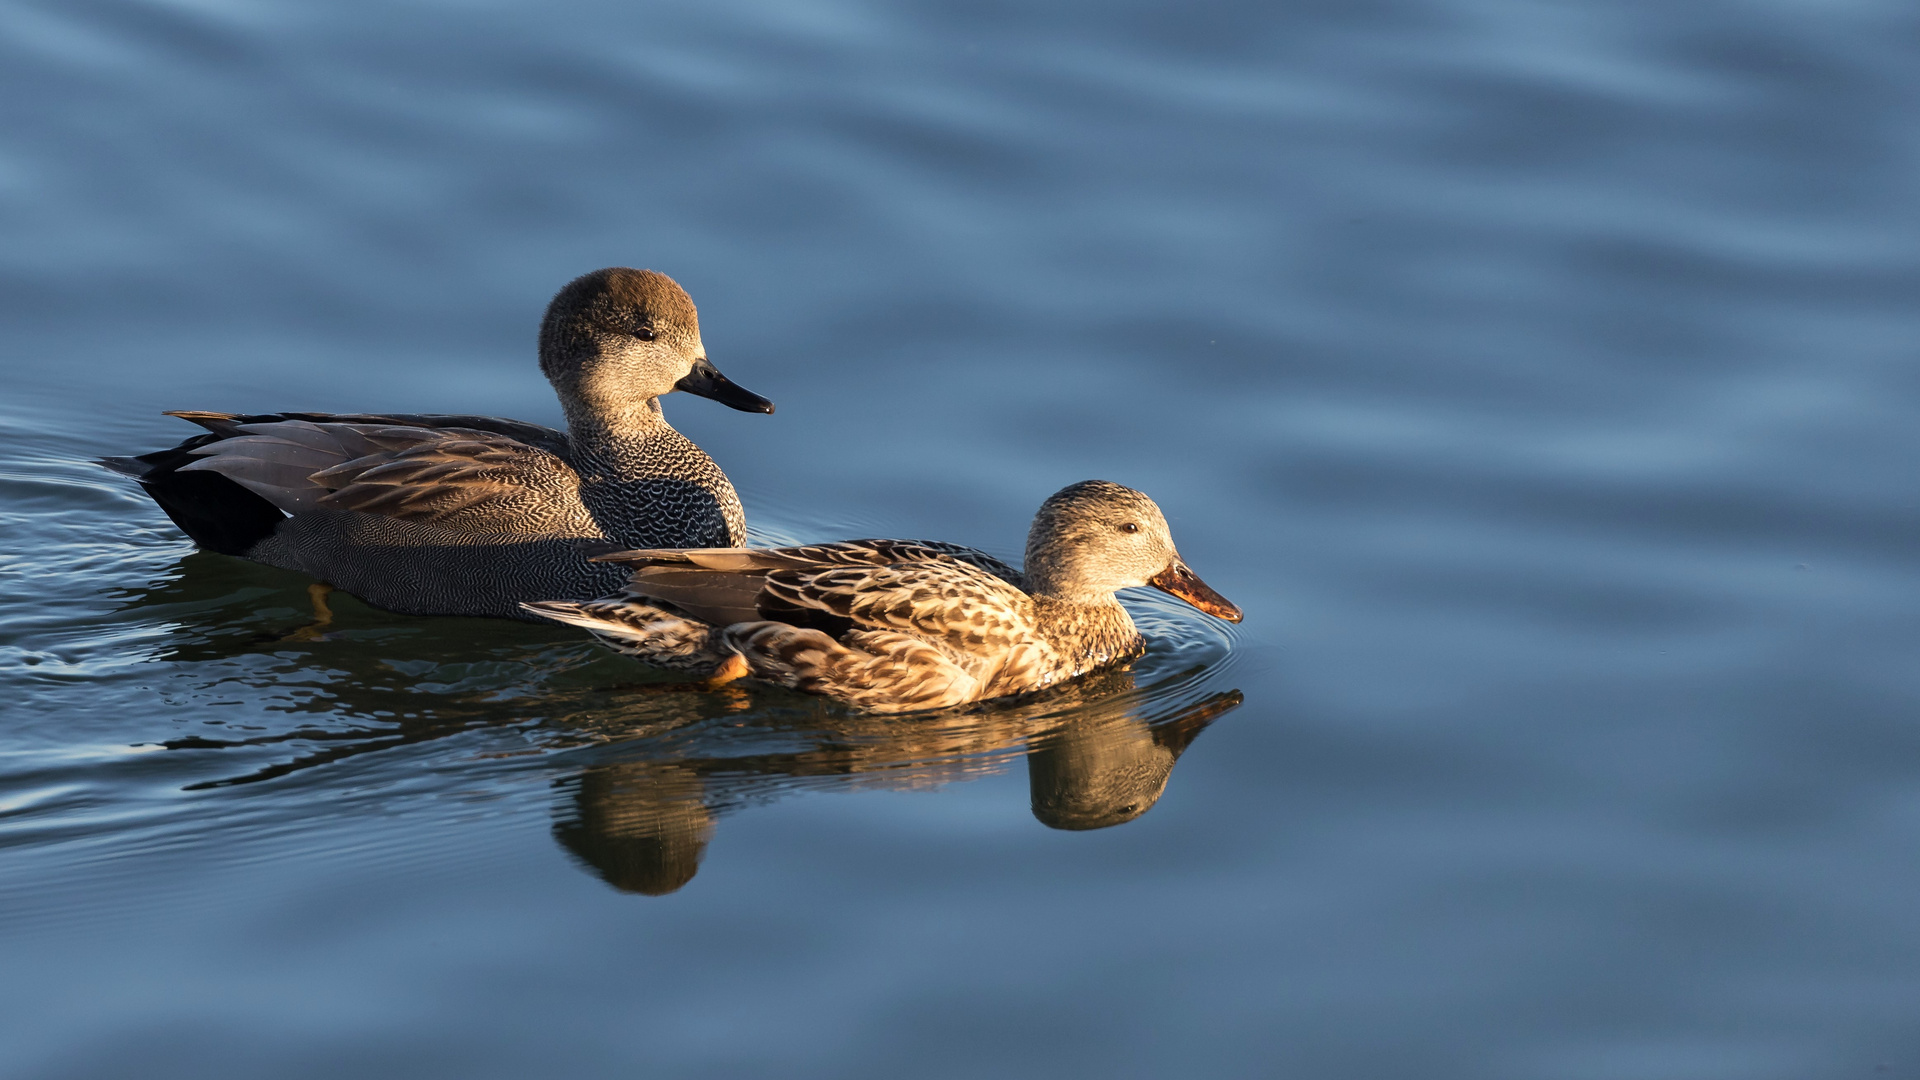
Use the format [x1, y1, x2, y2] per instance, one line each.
[625, 566, 771, 627]
[311, 431, 581, 530]
[165, 410, 570, 455]
[608, 540, 1032, 649]
[759, 559, 1036, 653]
[171, 417, 587, 531]
[596, 539, 1023, 586]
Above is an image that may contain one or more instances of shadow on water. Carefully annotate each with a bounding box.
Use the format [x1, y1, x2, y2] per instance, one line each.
[103, 546, 1243, 889]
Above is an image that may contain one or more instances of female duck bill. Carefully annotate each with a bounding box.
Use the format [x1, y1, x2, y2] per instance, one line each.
[1147, 558, 1242, 623]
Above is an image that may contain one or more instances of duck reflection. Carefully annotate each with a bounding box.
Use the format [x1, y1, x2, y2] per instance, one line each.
[1027, 699, 1218, 831]
[105, 552, 1240, 887]
[550, 671, 1241, 895]
[553, 761, 715, 896]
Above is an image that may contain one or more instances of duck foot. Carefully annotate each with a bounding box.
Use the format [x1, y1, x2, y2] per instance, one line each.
[703, 652, 752, 689]
[277, 583, 337, 642]
[596, 655, 754, 702]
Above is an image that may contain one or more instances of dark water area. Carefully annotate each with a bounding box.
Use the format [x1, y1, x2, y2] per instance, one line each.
[4, 0, 1920, 1075]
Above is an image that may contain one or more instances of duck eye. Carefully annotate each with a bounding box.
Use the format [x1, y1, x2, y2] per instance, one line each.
[634, 324, 657, 342]
[1119, 522, 1140, 534]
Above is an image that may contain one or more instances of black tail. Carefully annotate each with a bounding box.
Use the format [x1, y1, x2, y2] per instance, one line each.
[97, 434, 285, 556]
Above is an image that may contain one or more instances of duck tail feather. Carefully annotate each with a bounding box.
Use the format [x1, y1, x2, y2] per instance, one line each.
[519, 600, 600, 628]
[520, 600, 714, 658]
[163, 410, 245, 434]
[101, 439, 286, 556]
[589, 547, 705, 565]
[96, 456, 151, 479]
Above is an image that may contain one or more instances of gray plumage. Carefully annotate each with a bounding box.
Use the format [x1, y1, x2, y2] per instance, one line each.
[523, 481, 1244, 713]
[100, 268, 774, 618]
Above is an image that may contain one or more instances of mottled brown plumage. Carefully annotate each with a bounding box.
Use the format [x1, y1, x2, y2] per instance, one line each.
[523, 481, 1243, 713]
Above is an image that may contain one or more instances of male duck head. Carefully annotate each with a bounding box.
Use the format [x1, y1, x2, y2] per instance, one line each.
[1022, 480, 1242, 621]
[538, 267, 774, 429]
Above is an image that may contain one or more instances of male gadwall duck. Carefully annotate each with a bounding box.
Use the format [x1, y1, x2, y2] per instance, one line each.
[100, 268, 772, 619]
[522, 480, 1242, 713]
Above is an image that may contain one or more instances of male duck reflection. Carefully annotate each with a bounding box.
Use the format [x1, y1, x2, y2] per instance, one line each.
[100, 268, 772, 619]
[524, 481, 1242, 713]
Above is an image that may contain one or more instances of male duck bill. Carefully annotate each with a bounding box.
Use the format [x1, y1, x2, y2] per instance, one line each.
[522, 480, 1242, 713]
[99, 267, 772, 619]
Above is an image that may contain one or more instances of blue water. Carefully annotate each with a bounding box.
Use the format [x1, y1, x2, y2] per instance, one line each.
[5, 0, 1920, 1075]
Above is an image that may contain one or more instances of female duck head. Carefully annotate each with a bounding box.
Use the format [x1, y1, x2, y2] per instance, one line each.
[538, 267, 773, 430]
[1022, 480, 1242, 621]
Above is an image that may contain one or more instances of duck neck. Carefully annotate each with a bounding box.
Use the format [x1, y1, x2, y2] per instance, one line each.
[1030, 594, 1144, 670]
[563, 395, 677, 477]
[560, 392, 746, 547]
[1021, 555, 1113, 608]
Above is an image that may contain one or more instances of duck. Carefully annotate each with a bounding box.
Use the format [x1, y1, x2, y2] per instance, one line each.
[522, 480, 1242, 713]
[99, 268, 773, 620]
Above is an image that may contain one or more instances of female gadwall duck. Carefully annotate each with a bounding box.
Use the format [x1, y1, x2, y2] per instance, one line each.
[522, 480, 1242, 713]
[101, 268, 772, 619]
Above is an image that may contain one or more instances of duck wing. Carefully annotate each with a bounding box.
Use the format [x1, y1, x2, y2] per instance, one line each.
[604, 541, 1037, 654]
[760, 558, 1037, 655]
[167, 410, 571, 455]
[597, 538, 1025, 587]
[171, 415, 588, 533]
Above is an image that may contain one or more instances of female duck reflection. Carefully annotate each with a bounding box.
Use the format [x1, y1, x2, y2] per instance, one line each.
[551, 671, 1242, 896]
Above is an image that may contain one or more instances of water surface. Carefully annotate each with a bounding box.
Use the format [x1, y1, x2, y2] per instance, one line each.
[4, 0, 1920, 1076]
